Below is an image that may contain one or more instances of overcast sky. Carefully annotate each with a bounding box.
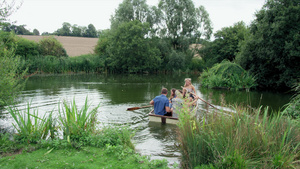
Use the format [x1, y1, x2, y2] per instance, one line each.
[8, 0, 266, 38]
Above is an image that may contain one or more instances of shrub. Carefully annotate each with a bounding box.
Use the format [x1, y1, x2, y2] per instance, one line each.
[38, 36, 67, 57]
[0, 49, 27, 107]
[199, 60, 256, 90]
[15, 37, 39, 59]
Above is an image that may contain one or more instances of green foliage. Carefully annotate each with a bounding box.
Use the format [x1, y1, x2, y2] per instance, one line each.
[177, 105, 300, 168]
[199, 61, 256, 90]
[236, 0, 300, 90]
[282, 82, 300, 119]
[22, 54, 104, 74]
[159, 0, 213, 50]
[6, 103, 55, 143]
[105, 20, 161, 73]
[189, 58, 205, 72]
[200, 22, 250, 67]
[166, 50, 185, 71]
[54, 22, 98, 37]
[15, 37, 39, 59]
[38, 36, 67, 57]
[0, 32, 27, 106]
[58, 97, 99, 141]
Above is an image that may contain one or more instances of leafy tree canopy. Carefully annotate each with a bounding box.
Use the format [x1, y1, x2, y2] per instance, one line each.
[236, 0, 300, 91]
[200, 21, 250, 68]
[103, 20, 161, 73]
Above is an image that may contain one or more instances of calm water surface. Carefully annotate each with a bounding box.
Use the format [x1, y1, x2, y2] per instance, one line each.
[0, 74, 292, 165]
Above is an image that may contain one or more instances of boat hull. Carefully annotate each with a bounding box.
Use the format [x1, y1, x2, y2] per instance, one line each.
[148, 111, 179, 124]
[148, 102, 198, 124]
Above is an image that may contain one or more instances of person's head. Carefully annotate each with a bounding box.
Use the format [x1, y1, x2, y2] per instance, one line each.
[171, 88, 176, 96]
[161, 88, 168, 95]
[185, 78, 191, 85]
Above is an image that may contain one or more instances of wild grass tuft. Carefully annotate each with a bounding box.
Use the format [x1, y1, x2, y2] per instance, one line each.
[177, 105, 300, 168]
[7, 103, 55, 143]
[58, 97, 99, 141]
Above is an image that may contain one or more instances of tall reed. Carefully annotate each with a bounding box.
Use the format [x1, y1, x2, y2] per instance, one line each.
[177, 105, 300, 168]
[7, 103, 55, 143]
[58, 97, 99, 141]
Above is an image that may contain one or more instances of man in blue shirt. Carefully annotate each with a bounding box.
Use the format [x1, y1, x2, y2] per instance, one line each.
[150, 88, 173, 116]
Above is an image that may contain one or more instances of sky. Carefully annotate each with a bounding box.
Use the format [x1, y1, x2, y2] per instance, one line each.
[8, 0, 266, 38]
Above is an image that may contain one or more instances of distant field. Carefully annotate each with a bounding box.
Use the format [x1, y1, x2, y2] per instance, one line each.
[18, 35, 98, 57]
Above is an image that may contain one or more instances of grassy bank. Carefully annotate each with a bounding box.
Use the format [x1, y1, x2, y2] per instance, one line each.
[0, 98, 170, 168]
[177, 104, 300, 168]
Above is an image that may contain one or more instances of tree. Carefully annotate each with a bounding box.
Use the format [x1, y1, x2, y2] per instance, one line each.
[39, 36, 67, 57]
[0, 0, 22, 23]
[111, 0, 150, 27]
[106, 20, 161, 73]
[33, 28, 39, 35]
[0, 1, 27, 107]
[236, 0, 300, 91]
[200, 22, 250, 68]
[158, 0, 213, 50]
[84, 24, 97, 37]
[72, 24, 82, 37]
[56, 22, 71, 36]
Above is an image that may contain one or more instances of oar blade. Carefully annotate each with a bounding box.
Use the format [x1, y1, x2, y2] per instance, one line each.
[127, 107, 140, 111]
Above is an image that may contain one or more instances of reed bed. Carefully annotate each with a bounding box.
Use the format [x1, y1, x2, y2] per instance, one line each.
[177, 105, 300, 168]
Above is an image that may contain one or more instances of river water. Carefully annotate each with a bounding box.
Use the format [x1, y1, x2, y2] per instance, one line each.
[0, 74, 292, 165]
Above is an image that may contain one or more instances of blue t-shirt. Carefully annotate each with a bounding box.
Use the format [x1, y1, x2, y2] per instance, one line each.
[153, 94, 170, 115]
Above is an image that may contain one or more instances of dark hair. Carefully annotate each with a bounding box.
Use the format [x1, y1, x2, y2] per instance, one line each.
[169, 88, 176, 100]
[161, 88, 168, 94]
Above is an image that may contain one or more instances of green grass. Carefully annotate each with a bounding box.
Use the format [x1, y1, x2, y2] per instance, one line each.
[0, 146, 169, 169]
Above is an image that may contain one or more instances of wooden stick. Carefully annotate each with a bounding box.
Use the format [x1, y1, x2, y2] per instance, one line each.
[127, 105, 153, 111]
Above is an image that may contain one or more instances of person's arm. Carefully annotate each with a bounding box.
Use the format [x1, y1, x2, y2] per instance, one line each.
[165, 106, 173, 113]
[191, 85, 196, 94]
[150, 100, 154, 105]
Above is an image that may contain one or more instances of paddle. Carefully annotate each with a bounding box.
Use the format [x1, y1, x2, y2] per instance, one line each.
[127, 105, 153, 111]
[191, 93, 220, 111]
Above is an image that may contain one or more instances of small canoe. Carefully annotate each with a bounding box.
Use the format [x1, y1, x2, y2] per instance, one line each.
[148, 101, 198, 124]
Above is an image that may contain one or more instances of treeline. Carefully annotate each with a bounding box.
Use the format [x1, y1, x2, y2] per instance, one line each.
[0, 0, 299, 99]
[1, 22, 99, 37]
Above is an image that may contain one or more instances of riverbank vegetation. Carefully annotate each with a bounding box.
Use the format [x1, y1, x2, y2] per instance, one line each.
[199, 61, 256, 90]
[2, 0, 299, 92]
[0, 98, 169, 168]
[177, 89, 300, 168]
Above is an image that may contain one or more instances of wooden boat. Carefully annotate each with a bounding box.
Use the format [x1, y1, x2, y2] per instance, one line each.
[148, 101, 198, 124]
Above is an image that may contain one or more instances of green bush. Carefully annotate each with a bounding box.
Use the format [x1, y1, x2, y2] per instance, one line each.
[38, 36, 67, 57]
[15, 37, 39, 59]
[199, 60, 256, 90]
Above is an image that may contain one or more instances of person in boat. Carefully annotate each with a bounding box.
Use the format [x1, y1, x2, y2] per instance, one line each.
[169, 88, 177, 109]
[150, 88, 173, 116]
[181, 78, 196, 99]
[172, 90, 199, 117]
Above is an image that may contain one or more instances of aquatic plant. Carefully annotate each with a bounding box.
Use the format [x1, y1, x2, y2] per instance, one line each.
[58, 97, 99, 141]
[7, 103, 55, 143]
